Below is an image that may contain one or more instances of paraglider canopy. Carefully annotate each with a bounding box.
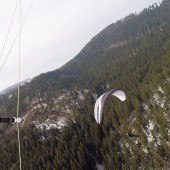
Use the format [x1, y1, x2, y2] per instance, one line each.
[94, 89, 126, 124]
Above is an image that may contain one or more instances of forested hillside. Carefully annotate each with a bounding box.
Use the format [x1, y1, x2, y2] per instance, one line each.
[1, 0, 170, 169]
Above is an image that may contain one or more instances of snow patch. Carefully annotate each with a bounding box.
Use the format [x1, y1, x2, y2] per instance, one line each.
[143, 103, 149, 112]
[152, 86, 166, 108]
[153, 93, 165, 108]
[147, 121, 154, 143]
[39, 135, 45, 141]
[35, 122, 57, 130]
[106, 84, 110, 89]
[78, 91, 84, 100]
[42, 103, 47, 107]
[158, 86, 164, 94]
[96, 163, 104, 170]
[143, 147, 148, 153]
[34, 117, 67, 130]
[142, 121, 155, 143]
[57, 117, 67, 129]
[8, 95, 12, 99]
[125, 143, 132, 153]
[148, 120, 154, 131]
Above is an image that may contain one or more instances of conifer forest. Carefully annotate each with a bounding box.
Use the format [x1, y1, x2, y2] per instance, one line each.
[0, 0, 170, 169]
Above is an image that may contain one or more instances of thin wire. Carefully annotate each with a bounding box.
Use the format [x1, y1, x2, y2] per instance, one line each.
[17, 0, 22, 169]
[0, 0, 35, 72]
[17, 123, 22, 170]
[0, 0, 19, 62]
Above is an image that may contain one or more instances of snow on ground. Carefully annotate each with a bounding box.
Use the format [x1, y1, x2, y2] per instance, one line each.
[58, 91, 71, 101]
[163, 111, 170, 125]
[147, 121, 154, 143]
[142, 120, 154, 143]
[96, 163, 104, 170]
[36, 123, 57, 130]
[158, 85, 164, 94]
[152, 85, 166, 108]
[34, 117, 67, 130]
[148, 120, 154, 131]
[153, 93, 165, 108]
[143, 103, 149, 112]
[57, 117, 67, 129]
[143, 147, 148, 153]
[42, 103, 47, 107]
[106, 84, 110, 89]
[78, 91, 84, 100]
[20, 114, 29, 127]
[125, 143, 132, 153]
[8, 94, 12, 99]
[64, 105, 73, 113]
[142, 120, 162, 148]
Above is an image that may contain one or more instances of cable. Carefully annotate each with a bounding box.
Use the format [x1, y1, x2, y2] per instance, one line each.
[0, 0, 35, 72]
[0, 0, 19, 62]
[17, 123, 22, 170]
[0, 1, 35, 168]
[16, 0, 22, 169]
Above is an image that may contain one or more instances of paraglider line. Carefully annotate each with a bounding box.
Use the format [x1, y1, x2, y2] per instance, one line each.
[0, 0, 35, 72]
[16, 0, 22, 169]
[0, 0, 20, 62]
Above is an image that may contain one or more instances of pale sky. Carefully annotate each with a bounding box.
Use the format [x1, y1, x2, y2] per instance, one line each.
[0, 0, 162, 91]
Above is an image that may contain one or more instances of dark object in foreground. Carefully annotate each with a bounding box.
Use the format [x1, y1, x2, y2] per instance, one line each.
[0, 117, 21, 123]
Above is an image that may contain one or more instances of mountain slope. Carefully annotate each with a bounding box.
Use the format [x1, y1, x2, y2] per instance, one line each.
[1, 0, 170, 169]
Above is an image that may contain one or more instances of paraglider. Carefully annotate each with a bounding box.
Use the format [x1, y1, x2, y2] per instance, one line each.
[94, 89, 126, 124]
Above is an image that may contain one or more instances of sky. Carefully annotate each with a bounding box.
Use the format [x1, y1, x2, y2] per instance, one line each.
[0, 0, 162, 91]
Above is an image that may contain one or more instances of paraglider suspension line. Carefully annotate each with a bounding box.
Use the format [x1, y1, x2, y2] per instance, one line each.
[17, 0, 22, 169]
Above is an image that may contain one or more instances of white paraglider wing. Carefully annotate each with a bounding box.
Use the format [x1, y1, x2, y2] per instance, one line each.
[94, 89, 126, 124]
[94, 93, 105, 124]
[111, 90, 126, 101]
